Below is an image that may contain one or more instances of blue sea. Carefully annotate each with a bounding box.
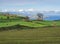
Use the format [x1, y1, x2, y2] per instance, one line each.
[44, 13, 60, 20]
[44, 16, 60, 20]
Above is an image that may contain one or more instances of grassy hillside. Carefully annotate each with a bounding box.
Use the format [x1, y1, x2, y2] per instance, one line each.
[0, 12, 60, 28]
[0, 20, 60, 28]
[0, 13, 46, 28]
[0, 27, 60, 44]
[0, 13, 60, 44]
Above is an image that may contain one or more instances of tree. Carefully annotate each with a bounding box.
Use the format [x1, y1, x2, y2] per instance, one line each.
[37, 13, 43, 21]
[6, 13, 10, 19]
[25, 16, 29, 21]
[7, 16, 10, 19]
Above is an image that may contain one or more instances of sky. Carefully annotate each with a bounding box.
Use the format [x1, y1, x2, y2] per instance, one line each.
[0, 0, 60, 12]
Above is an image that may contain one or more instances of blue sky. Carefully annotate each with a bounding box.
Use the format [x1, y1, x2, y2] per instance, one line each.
[0, 0, 60, 12]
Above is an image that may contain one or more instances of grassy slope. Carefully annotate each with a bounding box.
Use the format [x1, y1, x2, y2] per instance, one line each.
[0, 13, 60, 28]
[0, 20, 60, 28]
[0, 14, 15, 19]
[0, 13, 60, 44]
[0, 27, 60, 44]
[0, 21, 45, 27]
[0, 13, 51, 27]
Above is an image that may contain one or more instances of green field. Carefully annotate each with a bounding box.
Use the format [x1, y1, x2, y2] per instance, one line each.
[0, 13, 60, 28]
[0, 13, 60, 44]
[0, 20, 60, 28]
[0, 20, 60, 44]
[0, 27, 60, 44]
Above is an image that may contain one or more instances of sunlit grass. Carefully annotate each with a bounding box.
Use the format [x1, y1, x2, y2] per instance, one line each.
[0, 27, 60, 44]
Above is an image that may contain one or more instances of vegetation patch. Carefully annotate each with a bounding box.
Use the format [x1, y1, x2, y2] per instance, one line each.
[0, 24, 36, 31]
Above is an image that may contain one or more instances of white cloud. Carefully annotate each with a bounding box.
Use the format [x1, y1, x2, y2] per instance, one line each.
[1, 9, 18, 12]
[19, 9, 24, 12]
[18, 8, 37, 12]
[2, 9, 8, 12]
[28, 8, 34, 11]
[9, 9, 16, 12]
[25, 8, 36, 12]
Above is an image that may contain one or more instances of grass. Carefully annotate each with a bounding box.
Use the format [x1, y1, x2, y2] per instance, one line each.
[0, 27, 60, 44]
[0, 20, 60, 28]
[0, 13, 60, 44]
[0, 14, 15, 19]
[0, 13, 60, 28]
[0, 20, 46, 27]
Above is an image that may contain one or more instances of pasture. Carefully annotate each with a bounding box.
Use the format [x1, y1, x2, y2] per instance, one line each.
[0, 13, 60, 44]
[0, 27, 60, 44]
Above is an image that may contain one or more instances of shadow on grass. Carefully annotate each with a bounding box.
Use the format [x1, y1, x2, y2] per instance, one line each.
[0, 24, 35, 31]
[0, 24, 60, 31]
